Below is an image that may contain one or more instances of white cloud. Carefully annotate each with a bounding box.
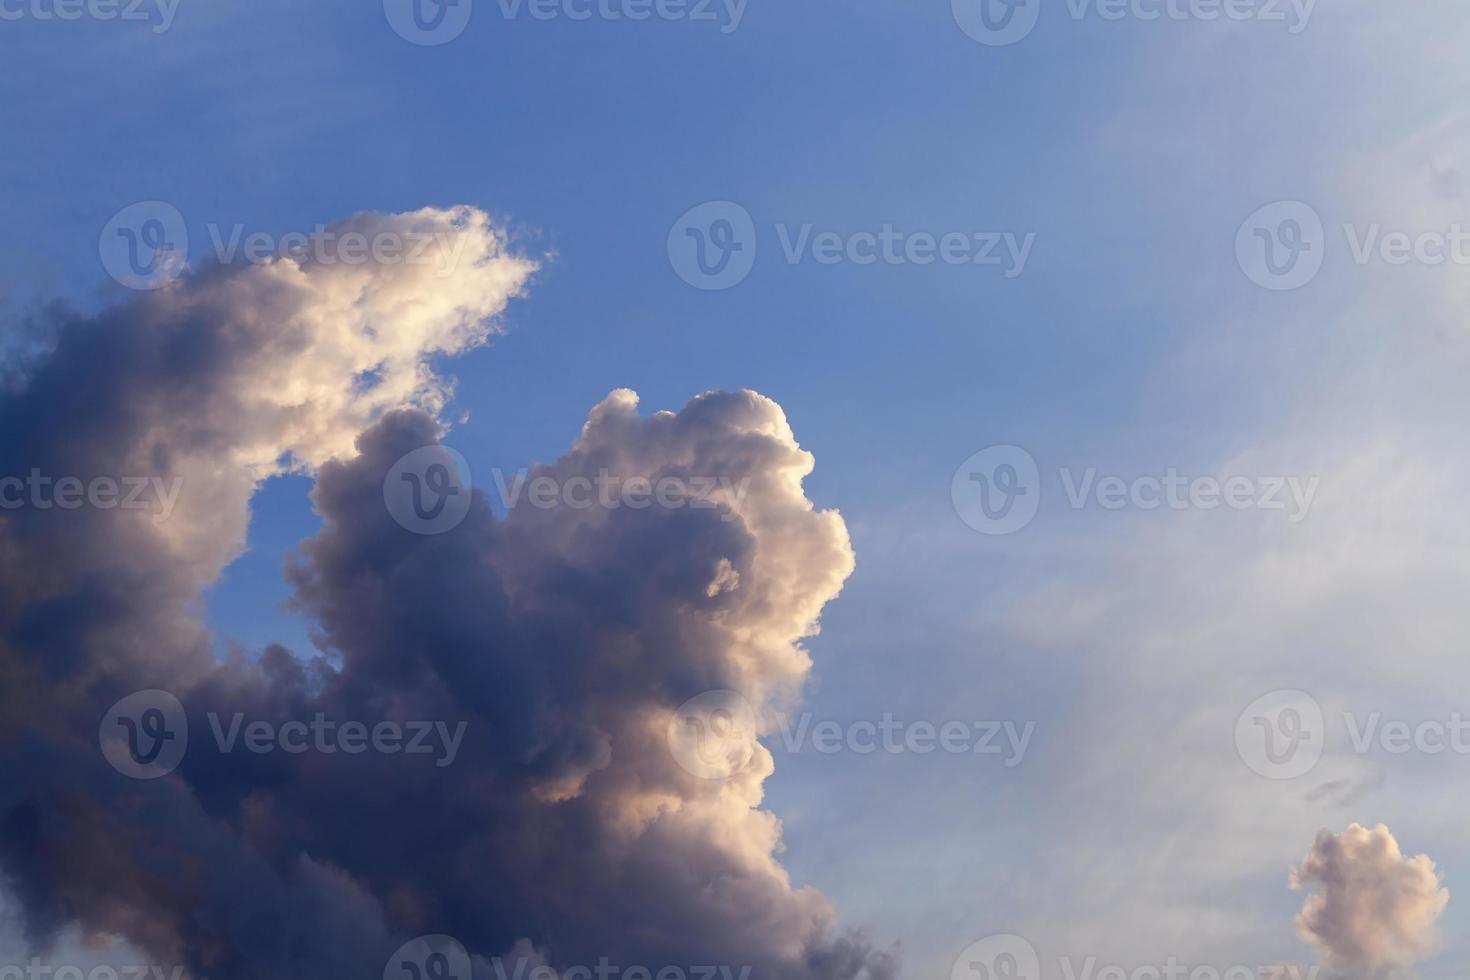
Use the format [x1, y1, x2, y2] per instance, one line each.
[1292, 824, 1448, 979]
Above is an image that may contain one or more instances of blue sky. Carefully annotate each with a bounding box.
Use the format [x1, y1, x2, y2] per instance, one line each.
[5, 2, 1470, 979]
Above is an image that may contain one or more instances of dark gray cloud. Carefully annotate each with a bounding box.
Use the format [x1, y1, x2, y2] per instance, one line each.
[0, 209, 891, 980]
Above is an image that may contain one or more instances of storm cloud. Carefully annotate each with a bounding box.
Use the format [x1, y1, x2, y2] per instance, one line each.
[0, 208, 890, 980]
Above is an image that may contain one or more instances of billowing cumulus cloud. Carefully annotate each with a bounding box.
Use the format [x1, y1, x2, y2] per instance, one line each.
[1290, 824, 1449, 979]
[0, 207, 890, 980]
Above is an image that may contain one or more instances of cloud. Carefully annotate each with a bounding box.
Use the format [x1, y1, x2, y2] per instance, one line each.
[1291, 824, 1449, 979]
[272, 387, 863, 977]
[0, 208, 888, 980]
